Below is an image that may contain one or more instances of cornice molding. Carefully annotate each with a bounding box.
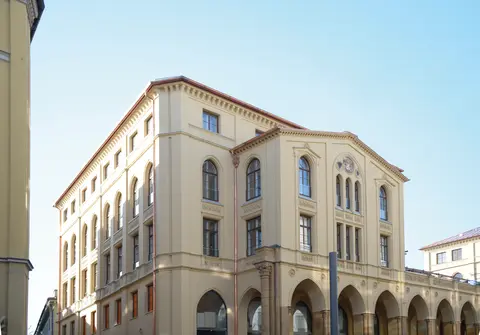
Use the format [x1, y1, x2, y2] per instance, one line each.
[231, 127, 409, 183]
[0, 257, 34, 271]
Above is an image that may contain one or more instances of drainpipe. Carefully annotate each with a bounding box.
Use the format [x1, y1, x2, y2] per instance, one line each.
[232, 153, 239, 335]
[145, 92, 157, 335]
[56, 207, 62, 335]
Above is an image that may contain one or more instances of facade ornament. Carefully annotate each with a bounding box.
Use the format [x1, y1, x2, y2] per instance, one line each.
[396, 285, 399, 292]
[336, 161, 343, 170]
[343, 157, 354, 174]
[405, 287, 410, 293]
[255, 263, 273, 277]
[289, 268, 296, 277]
[232, 154, 240, 168]
[288, 306, 293, 315]
[373, 282, 378, 289]
[321, 273, 326, 280]
[425, 290, 429, 296]
[304, 143, 310, 150]
[361, 280, 366, 287]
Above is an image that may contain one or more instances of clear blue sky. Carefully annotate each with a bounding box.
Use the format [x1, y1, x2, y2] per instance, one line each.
[28, 0, 480, 330]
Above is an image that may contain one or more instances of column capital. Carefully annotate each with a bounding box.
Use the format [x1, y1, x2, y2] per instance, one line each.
[255, 262, 273, 277]
[232, 154, 240, 168]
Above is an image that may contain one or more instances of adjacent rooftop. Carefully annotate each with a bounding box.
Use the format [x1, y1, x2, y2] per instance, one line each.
[420, 227, 480, 250]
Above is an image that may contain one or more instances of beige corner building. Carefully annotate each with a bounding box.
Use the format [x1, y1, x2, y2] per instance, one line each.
[55, 76, 480, 335]
[0, 1, 44, 335]
[421, 228, 480, 282]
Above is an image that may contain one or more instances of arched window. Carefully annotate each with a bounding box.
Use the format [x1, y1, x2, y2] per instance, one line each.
[336, 175, 342, 207]
[148, 165, 154, 206]
[132, 179, 139, 217]
[246, 159, 261, 201]
[116, 194, 123, 231]
[247, 298, 262, 334]
[63, 242, 69, 271]
[82, 225, 88, 257]
[345, 178, 351, 209]
[339, 306, 348, 335]
[105, 204, 111, 239]
[453, 273, 463, 280]
[379, 186, 388, 220]
[71, 235, 76, 265]
[299, 157, 311, 197]
[196, 290, 227, 334]
[293, 302, 311, 335]
[203, 160, 218, 201]
[91, 216, 97, 250]
[354, 181, 360, 212]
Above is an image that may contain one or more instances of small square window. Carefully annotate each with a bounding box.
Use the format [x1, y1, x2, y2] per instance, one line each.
[452, 248, 462, 261]
[63, 209, 68, 222]
[114, 150, 122, 168]
[436, 252, 446, 264]
[71, 200, 76, 214]
[145, 116, 153, 136]
[103, 163, 110, 180]
[202, 111, 218, 133]
[91, 177, 97, 193]
[130, 133, 137, 152]
[81, 188, 87, 203]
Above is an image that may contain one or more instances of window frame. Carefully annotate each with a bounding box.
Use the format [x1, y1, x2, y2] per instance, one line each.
[145, 115, 153, 136]
[452, 248, 462, 261]
[116, 194, 123, 231]
[104, 304, 110, 329]
[346, 226, 351, 260]
[354, 182, 360, 212]
[81, 188, 87, 203]
[105, 253, 111, 284]
[380, 235, 389, 267]
[117, 245, 123, 278]
[436, 251, 447, 264]
[133, 234, 139, 268]
[299, 215, 312, 252]
[91, 311, 96, 334]
[202, 160, 219, 202]
[202, 110, 219, 133]
[379, 186, 388, 221]
[148, 224, 153, 261]
[82, 268, 87, 298]
[299, 157, 311, 198]
[355, 228, 360, 262]
[114, 149, 122, 168]
[115, 299, 122, 325]
[91, 177, 97, 193]
[147, 284, 154, 313]
[336, 224, 342, 259]
[247, 216, 262, 256]
[132, 179, 140, 217]
[103, 162, 110, 180]
[148, 165, 154, 206]
[203, 218, 219, 257]
[246, 159, 261, 201]
[132, 291, 138, 318]
[345, 179, 351, 209]
[336, 175, 342, 207]
[130, 132, 138, 152]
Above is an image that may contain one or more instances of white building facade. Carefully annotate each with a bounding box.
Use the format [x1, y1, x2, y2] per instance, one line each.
[422, 228, 480, 282]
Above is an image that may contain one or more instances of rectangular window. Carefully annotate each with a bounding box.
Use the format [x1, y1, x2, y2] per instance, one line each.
[148, 225, 153, 261]
[105, 254, 111, 284]
[299, 215, 312, 252]
[103, 163, 110, 180]
[114, 149, 122, 168]
[82, 269, 87, 297]
[117, 246, 123, 278]
[115, 299, 122, 325]
[81, 316, 86, 335]
[62, 282, 68, 308]
[247, 217, 262, 256]
[145, 115, 153, 136]
[71, 200, 76, 214]
[70, 321, 75, 335]
[452, 248, 462, 261]
[132, 291, 138, 318]
[133, 235, 139, 268]
[380, 235, 389, 267]
[71, 277, 76, 304]
[346, 226, 351, 260]
[255, 129, 264, 137]
[202, 111, 218, 133]
[337, 224, 342, 259]
[436, 252, 447, 264]
[92, 263, 97, 291]
[355, 228, 360, 262]
[104, 304, 110, 329]
[130, 132, 137, 152]
[91, 177, 97, 193]
[203, 219, 219, 257]
[62, 324, 67, 335]
[81, 188, 87, 203]
[63, 209, 68, 222]
[91, 311, 96, 334]
[147, 284, 154, 312]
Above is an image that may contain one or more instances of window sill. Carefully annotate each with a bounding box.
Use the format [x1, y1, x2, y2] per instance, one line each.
[380, 219, 391, 224]
[243, 196, 262, 206]
[202, 199, 222, 206]
[299, 195, 313, 201]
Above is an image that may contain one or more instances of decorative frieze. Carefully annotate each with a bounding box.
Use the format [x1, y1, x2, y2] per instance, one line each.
[242, 199, 262, 216]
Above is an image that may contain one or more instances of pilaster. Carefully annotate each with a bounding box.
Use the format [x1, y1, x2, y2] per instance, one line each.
[363, 313, 375, 335]
[256, 262, 273, 335]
